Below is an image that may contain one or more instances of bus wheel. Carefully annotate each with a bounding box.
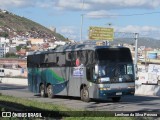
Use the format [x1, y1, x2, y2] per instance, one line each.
[112, 97, 121, 102]
[40, 84, 46, 97]
[81, 87, 90, 102]
[47, 85, 54, 98]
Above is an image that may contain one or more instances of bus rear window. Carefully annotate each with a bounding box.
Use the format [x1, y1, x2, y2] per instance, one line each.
[96, 48, 132, 62]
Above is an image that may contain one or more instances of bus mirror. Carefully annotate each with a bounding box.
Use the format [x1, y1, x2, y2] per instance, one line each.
[95, 65, 99, 75]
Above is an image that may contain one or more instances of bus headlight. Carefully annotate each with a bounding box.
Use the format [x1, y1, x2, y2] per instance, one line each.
[128, 86, 135, 88]
[99, 88, 108, 90]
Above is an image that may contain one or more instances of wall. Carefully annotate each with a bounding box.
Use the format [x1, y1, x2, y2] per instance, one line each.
[4, 68, 27, 77]
[0, 78, 27, 85]
[135, 84, 160, 96]
[0, 58, 27, 68]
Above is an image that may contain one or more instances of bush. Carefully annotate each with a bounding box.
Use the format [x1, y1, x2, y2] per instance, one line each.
[5, 52, 18, 58]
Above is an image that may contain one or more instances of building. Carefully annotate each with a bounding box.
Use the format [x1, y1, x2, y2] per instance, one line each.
[16, 49, 26, 57]
[0, 37, 10, 43]
[29, 38, 44, 45]
[0, 43, 9, 58]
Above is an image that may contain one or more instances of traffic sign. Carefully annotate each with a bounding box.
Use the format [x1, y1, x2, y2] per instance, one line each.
[89, 26, 114, 41]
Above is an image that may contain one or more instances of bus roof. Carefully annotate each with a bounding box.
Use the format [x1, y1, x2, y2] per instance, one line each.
[28, 42, 127, 55]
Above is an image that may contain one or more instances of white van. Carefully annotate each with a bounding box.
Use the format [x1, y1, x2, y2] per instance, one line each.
[0, 68, 5, 77]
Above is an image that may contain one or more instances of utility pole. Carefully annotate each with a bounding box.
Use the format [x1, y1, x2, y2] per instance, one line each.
[80, 14, 83, 42]
[80, 0, 84, 42]
[134, 33, 138, 79]
[105, 23, 112, 46]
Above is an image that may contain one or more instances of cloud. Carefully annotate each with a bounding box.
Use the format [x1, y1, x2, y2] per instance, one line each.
[115, 25, 160, 39]
[87, 0, 160, 9]
[2, 0, 160, 11]
[0, 0, 89, 11]
[115, 25, 160, 33]
[0, 0, 35, 9]
[86, 10, 117, 18]
[54, 0, 88, 11]
[52, 0, 160, 11]
[57, 26, 79, 40]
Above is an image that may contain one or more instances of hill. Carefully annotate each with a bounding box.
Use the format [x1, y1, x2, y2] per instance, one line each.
[110, 37, 160, 49]
[0, 10, 66, 41]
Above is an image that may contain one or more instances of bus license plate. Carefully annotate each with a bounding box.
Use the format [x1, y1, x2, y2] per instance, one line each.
[116, 92, 122, 95]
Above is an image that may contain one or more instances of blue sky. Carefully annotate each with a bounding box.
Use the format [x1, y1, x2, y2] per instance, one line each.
[1, 0, 160, 41]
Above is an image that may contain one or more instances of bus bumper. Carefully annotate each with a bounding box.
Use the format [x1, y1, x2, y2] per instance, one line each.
[98, 88, 135, 99]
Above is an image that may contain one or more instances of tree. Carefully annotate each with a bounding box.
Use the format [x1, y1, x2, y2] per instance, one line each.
[5, 52, 18, 58]
[0, 32, 9, 38]
[16, 46, 22, 51]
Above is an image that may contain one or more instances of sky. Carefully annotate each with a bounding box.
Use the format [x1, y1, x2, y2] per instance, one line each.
[0, 0, 160, 41]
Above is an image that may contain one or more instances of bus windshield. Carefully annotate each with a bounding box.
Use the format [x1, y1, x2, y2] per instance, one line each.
[98, 63, 135, 83]
[96, 48, 134, 83]
[96, 48, 133, 62]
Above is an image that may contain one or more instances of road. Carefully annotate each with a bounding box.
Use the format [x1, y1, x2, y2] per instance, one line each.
[0, 83, 160, 112]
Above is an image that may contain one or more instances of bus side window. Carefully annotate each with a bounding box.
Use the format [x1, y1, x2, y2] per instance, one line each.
[66, 52, 72, 67]
[80, 50, 88, 66]
[71, 52, 77, 67]
[86, 67, 91, 80]
[87, 50, 96, 65]
[27, 55, 33, 67]
[86, 66, 96, 83]
[48, 53, 57, 67]
[57, 52, 66, 67]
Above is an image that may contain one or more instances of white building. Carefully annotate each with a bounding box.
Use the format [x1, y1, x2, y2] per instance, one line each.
[0, 43, 9, 58]
[54, 41, 66, 45]
[15, 40, 27, 46]
[0, 37, 10, 43]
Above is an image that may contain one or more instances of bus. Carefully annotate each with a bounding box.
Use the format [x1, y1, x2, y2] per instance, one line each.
[27, 43, 135, 102]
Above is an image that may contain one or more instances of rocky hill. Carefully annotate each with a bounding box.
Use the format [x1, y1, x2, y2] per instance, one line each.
[0, 10, 66, 41]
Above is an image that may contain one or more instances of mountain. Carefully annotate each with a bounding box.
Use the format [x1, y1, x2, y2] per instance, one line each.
[110, 37, 160, 49]
[0, 10, 66, 41]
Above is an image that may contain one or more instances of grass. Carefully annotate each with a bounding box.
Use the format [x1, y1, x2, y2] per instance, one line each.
[0, 95, 69, 111]
[0, 95, 154, 120]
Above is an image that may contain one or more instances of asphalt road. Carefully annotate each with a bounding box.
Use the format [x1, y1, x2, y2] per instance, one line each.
[0, 83, 160, 112]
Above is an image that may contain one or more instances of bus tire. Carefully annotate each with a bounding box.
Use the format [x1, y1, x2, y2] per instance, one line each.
[80, 86, 90, 102]
[47, 85, 54, 98]
[112, 97, 121, 102]
[40, 84, 46, 97]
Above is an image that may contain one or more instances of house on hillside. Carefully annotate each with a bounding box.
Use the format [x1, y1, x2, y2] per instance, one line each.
[29, 38, 44, 45]
[16, 49, 26, 57]
[0, 37, 10, 44]
[30, 45, 40, 51]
